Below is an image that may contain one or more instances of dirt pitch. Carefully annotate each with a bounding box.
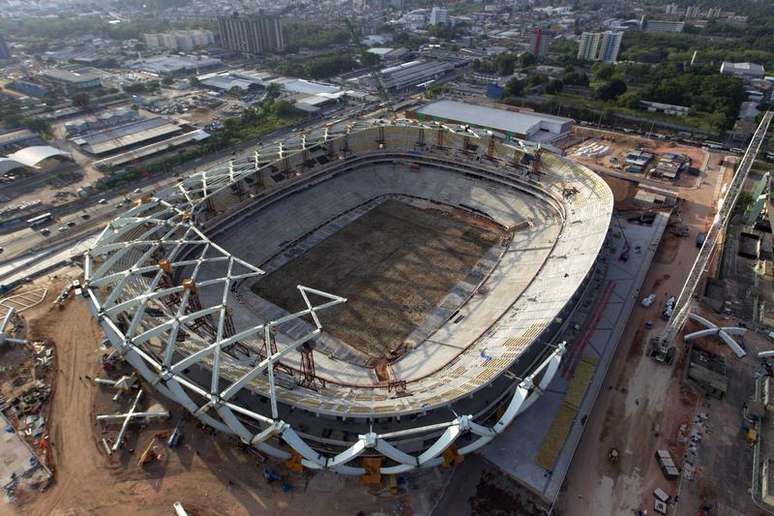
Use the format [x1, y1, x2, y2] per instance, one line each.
[251, 200, 504, 360]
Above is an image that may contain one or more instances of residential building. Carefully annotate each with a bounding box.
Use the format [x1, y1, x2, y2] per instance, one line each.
[530, 28, 552, 59]
[577, 31, 622, 63]
[429, 7, 449, 26]
[643, 19, 685, 33]
[144, 30, 214, 51]
[577, 32, 602, 61]
[598, 31, 623, 63]
[720, 62, 766, 80]
[216, 13, 285, 55]
[0, 33, 9, 59]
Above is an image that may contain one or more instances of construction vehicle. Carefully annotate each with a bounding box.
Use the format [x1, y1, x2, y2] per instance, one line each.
[608, 447, 620, 464]
[138, 435, 165, 466]
[662, 296, 676, 321]
[101, 350, 121, 371]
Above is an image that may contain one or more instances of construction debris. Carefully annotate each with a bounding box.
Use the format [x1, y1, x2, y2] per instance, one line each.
[96, 390, 170, 452]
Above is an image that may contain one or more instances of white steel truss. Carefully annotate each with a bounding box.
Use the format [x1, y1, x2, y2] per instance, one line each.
[0, 307, 28, 347]
[83, 123, 566, 474]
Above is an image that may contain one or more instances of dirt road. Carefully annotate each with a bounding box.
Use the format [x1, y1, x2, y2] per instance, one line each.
[556, 154, 727, 515]
[11, 299, 437, 515]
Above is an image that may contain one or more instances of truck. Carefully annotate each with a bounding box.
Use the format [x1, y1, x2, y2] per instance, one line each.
[26, 212, 53, 228]
[662, 296, 676, 320]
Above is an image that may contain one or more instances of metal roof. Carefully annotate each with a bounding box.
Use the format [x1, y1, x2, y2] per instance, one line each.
[73, 117, 181, 155]
[7, 145, 71, 167]
[416, 100, 573, 137]
[0, 158, 26, 175]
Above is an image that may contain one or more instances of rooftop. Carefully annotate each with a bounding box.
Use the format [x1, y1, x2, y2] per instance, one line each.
[41, 68, 100, 84]
[415, 100, 574, 137]
[72, 117, 182, 155]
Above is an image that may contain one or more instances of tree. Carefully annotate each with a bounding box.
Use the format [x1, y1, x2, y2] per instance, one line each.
[545, 79, 564, 95]
[272, 100, 297, 118]
[495, 53, 516, 76]
[617, 91, 642, 110]
[592, 62, 616, 81]
[360, 50, 380, 67]
[161, 76, 174, 86]
[562, 71, 589, 86]
[527, 74, 547, 88]
[266, 82, 282, 99]
[504, 78, 524, 97]
[519, 52, 536, 68]
[72, 92, 90, 109]
[594, 79, 627, 101]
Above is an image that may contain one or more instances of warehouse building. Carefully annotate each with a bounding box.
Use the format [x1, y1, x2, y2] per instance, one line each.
[71, 117, 183, 156]
[128, 55, 222, 76]
[720, 62, 766, 81]
[0, 128, 42, 154]
[40, 68, 102, 93]
[412, 100, 574, 144]
[357, 59, 457, 92]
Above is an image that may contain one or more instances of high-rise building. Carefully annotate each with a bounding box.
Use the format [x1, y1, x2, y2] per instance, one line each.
[577, 32, 602, 61]
[429, 7, 449, 26]
[216, 13, 285, 55]
[577, 31, 622, 63]
[598, 31, 623, 63]
[530, 27, 552, 58]
[0, 33, 10, 60]
[145, 30, 214, 51]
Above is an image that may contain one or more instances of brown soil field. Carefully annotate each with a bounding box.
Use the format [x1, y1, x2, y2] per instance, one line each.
[251, 200, 504, 360]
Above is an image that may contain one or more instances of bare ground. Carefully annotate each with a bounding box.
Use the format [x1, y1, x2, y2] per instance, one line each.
[8, 297, 450, 515]
[251, 200, 504, 360]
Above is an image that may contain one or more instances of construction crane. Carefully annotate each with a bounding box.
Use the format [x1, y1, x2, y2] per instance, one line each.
[650, 111, 774, 362]
[345, 17, 392, 105]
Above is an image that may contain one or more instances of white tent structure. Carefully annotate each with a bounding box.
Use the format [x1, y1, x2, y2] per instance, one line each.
[0, 157, 27, 175]
[6, 145, 72, 168]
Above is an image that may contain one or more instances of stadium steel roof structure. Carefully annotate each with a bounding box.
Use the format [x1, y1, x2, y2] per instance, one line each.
[82, 120, 611, 474]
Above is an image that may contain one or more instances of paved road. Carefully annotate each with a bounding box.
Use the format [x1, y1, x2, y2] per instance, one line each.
[0, 104, 375, 281]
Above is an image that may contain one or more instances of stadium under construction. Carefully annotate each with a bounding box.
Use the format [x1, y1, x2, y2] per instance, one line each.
[82, 122, 614, 477]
